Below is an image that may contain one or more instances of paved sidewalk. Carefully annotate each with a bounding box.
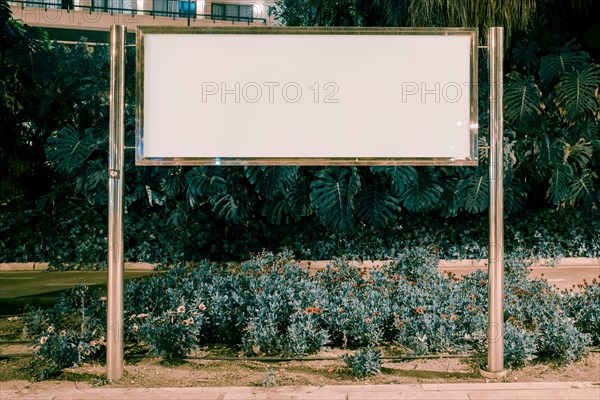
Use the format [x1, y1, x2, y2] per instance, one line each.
[1, 382, 599, 400]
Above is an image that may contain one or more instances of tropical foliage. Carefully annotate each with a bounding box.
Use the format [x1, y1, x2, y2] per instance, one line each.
[0, 0, 598, 262]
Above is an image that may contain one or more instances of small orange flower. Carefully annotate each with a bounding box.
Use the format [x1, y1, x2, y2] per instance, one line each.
[416, 307, 425, 315]
[450, 315, 458, 321]
[441, 314, 448, 319]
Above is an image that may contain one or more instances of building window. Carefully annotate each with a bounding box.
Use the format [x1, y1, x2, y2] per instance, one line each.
[178, 0, 196, 17]
[211, 3, 253, 22]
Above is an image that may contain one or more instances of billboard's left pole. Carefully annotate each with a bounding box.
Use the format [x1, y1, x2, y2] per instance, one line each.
[107, 24, 126, 382]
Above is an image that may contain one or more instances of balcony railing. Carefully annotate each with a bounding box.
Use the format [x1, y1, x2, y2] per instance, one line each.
[10, 0, 268, 25]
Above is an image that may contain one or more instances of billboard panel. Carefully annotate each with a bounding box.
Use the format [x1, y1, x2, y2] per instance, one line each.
[136, 27, 478, 166]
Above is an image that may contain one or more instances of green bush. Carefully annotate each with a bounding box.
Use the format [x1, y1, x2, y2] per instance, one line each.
[24, 249, 595, 379]
[342, 347, 382, 378]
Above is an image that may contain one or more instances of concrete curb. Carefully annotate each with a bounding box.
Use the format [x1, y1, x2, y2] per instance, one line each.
[0, 381, 598, 400]
[1, 258, 598, 271]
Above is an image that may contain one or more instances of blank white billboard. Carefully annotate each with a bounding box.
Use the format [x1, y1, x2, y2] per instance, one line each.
[136, 27, 478, 166]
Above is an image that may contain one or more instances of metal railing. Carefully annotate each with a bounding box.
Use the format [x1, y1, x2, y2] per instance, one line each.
[10, 0, 267, 25]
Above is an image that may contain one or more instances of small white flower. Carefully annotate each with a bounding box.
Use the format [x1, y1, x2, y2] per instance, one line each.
[198, 303, 206, 311]
[177, 305, 186, 314]
[47, 325, 55, 333]
[40, 336, 48, 345]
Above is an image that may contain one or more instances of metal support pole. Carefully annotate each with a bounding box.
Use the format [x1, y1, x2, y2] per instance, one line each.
[107, 24, 125, 382]
[487, 26, 505, 374]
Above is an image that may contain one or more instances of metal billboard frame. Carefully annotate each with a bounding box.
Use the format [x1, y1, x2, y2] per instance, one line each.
[135, 26, 479, 167]
[107, 25, 505, 381]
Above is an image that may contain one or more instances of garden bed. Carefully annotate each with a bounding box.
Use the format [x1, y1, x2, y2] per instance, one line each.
[2, 249, 599, 383]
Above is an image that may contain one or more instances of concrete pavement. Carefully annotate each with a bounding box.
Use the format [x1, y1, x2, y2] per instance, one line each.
[1, 382, 599, 400]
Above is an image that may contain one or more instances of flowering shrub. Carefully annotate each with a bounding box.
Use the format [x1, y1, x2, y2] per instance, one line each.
[562, 279, 600, 346]
[24, 249, 597, 379]
[24, 285, 106, 379]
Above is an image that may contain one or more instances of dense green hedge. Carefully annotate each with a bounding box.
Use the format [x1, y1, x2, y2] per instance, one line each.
[1, 205, 599, 268]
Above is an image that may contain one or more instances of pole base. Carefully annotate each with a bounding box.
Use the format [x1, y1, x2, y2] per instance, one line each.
[479, 368, 508, 379]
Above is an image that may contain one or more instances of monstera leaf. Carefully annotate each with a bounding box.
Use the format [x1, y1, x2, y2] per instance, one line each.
[310, 167, 360, 232]
[547, 164, 573, 206]
[244, 166, 299, 199]
[567, 169, 597, 209]
[159, 168, 185, 197]
[555, 66, 600, 123]
[356, 172, 400, 229]
[456, 167, 489, 213]
[74, 159, 108, 205]
[438, 176, 462, 218]
[539, 41, 590, 86]
[371, 166, 418, 194]
[504, 72, 544, 127]
[185, 167, 226, 207]
[210, 183, 251, 224]
[46, 126, 98, 175]
[261, 175, 312, 225]
[398, 169, 442, 213]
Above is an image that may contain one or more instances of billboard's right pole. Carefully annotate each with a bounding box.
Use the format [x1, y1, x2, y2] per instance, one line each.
[487, 26, 505, 375]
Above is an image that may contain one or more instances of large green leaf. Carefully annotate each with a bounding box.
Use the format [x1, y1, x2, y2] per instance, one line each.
[185, 167, 226, 207]
[547, 164, 573, 206]
[511, 39, 540, 73]
[398, 169, 442, 213]
[503, 169, 527, 215]
[371, 166, 418, 194]
[457, 167, 489, 213]
[244, 166, 299, 200]
[46, 126, 97, 175]
[310, 167, 360, 232]
[210, 183, 251, 224]
[74, 159, 107, 205]
[356, 173, 400, 229]
[159, 168, 185, 198]
[438, 176, 462, 218]
[534, 136, 564, 176]
[261, 177, 312, 225]
[539, 41, 590, 85]
[567, 169, 597, 209]
[555, 66, 600, 123]
[564, 138, 594, 170]
[504, 72, 544, 127]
